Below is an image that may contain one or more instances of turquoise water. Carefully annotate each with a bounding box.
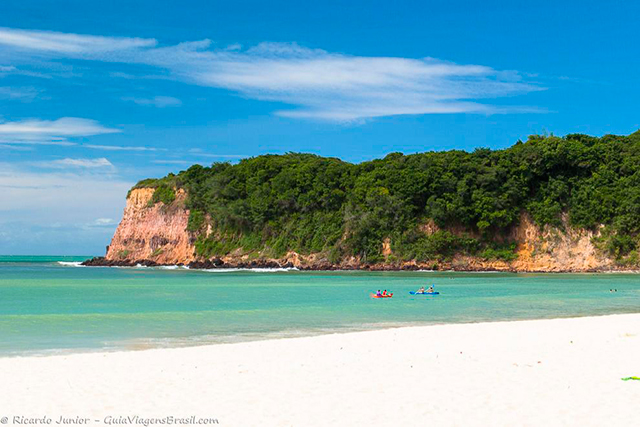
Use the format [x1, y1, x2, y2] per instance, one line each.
[0, 256, 639, 356]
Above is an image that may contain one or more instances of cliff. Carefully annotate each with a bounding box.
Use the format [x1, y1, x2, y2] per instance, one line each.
[447, 213, 613, 272]
[90, 188, 617, 272]
[102, 188, 196, 265]
[86, 132, 640, 271]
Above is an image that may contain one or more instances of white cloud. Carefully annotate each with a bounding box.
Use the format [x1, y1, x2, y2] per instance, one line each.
[152, 159, 192, 165]
[35, 157, 114, 169]
[0, 117, 119, 147]
[0, 139, 76, 147]
[0, 27, 544, 121]
[93, 218, 115, 226]
[0, 117, 118, 137]
[142, 42, 544, 121]
[194, 154, 246, 159]
[0, 27, 156, 54]
[0, 162, 131, 254]
[0, 144, 33, 151]
[187, 148, 247, 159]
[0, 163, 129, 218]
[109, 71, 136, 79]
[83, 144, 158, 151]
[122, 95, 182, 108]
[0, 86, 39, 101]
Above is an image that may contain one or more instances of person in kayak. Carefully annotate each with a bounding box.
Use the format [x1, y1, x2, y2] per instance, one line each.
[427, 285, 435, 293]
[382, 290, 388, 296]
[416, 286, 426, 294]
[376, 290, 382, 297]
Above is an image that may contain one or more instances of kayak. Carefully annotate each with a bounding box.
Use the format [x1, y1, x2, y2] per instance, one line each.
[409, 291, 440, 295]
[372, 294, 393, 298]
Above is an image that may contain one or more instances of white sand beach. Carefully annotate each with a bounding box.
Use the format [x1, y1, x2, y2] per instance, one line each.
[1, 314, 639, 427]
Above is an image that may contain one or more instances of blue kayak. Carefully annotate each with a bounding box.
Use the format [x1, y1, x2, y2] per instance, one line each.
[409, 291, 440, 295]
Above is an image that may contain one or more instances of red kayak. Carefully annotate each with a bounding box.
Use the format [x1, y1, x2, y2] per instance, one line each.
[371, 293, 393, 298]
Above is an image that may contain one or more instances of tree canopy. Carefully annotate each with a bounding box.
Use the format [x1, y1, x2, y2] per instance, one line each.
[135, 131, 640, 264]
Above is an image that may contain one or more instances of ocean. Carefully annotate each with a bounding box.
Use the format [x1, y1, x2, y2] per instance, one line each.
[0, 256, 638, 356]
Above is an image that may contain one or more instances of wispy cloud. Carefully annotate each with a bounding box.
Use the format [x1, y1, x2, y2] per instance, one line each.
[34, 157, 114, 169]
[151, 159, 192, 165]
[0, 117, 119, 147]
[0, 162, 132, 254]
[0, 27, 544, 121]
[0, 139, 76, 147]
[0, 86, 40, 101]
[109, 71, 136, 79]
[89, 217, 116, 227]
[188, 148, 246, 159]
[83, 143, 158, 151]
[0, 27, 155, 54]
[0, 144, 33, 151]
[0, 162, 130, 216]
[122, 95, 182, 108]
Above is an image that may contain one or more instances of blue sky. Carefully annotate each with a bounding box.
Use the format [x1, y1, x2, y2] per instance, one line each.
[1, 0, 639, 255]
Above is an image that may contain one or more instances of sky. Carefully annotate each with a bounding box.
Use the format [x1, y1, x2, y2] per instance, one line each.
[1, 0, 639, 255]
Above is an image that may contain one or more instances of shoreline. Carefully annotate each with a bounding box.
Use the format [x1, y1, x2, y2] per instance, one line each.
[2, 314, 639, 426]
[4, 311, 639, 359]
[81, 256, 639, 273]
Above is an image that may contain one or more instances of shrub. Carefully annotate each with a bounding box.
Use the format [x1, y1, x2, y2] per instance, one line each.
[149, 185, 176, 206]
[187, 210, 205, 232]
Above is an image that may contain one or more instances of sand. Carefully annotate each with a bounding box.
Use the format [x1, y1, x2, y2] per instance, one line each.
[1, 314, 639, 427]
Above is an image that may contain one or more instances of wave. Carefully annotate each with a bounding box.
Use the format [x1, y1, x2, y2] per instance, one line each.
[202, 267, 299, 273]
[59, 262, 293, 272]
[57, 261, 84, 267]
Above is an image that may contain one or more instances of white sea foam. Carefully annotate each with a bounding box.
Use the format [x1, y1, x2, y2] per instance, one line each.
[159, 265, 190, 270]
[57, 261, 84, 267]
[202, 267, 299, 273]
[249, 267, 299, 272]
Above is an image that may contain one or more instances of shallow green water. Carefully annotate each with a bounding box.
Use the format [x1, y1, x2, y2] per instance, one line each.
[0, 256, 639, 356]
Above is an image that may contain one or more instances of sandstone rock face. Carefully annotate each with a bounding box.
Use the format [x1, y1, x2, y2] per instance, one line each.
[105, 188, 196, 265]
[508, 213, 611, 272]
[406, 213, 614, 272]
[101, 189, 618, 271]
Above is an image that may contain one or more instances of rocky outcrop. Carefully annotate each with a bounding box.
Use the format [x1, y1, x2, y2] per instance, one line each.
[86, 188, 621, 272]
[103, 188, 196, 265]
[508, 213, 612, 272]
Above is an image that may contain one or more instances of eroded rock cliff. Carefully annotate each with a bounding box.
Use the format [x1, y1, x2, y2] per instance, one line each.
[93, 188, 618, 272]
[104, 188, 196, 265]
[441, 213, 612, 272]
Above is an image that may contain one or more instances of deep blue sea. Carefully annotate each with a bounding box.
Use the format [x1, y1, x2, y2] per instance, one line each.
[0, 256, 639, 356]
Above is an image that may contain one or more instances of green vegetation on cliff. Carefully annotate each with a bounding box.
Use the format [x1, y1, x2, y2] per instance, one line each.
[134, 131, 640, 264]
[149, 184, 176, 206]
